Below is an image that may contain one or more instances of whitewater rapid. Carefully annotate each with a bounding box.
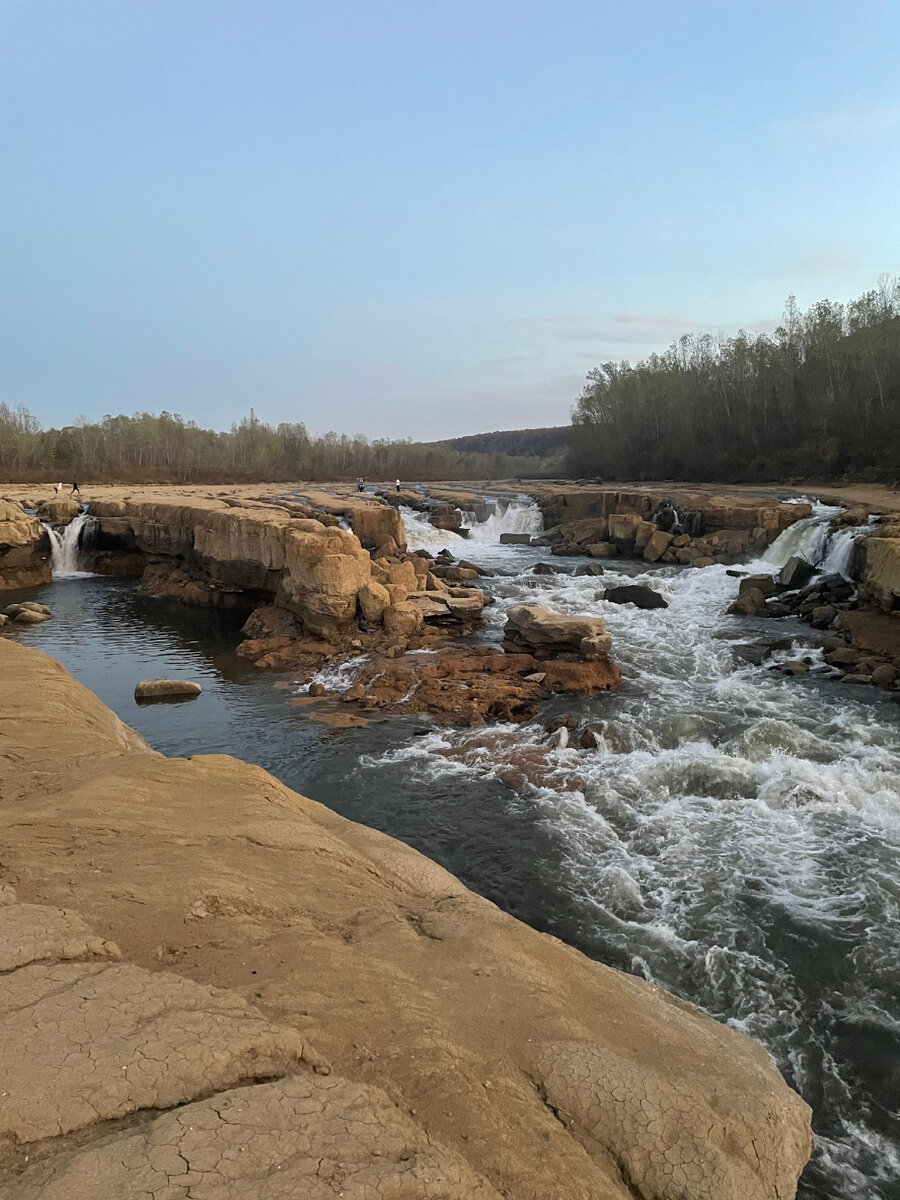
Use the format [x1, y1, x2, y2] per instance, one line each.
[367, 496, 900, 1200]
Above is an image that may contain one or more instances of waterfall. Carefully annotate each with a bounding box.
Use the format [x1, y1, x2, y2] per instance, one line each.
[401, 495, 543, 552]
[762, 503, 844, 569]
[461, 496, 543, 543]
[819, 526, 866, 581]
[42, 510, 95, 578]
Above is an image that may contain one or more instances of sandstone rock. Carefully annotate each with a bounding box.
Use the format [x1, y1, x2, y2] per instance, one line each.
[811, 604, 837, 629]
[429, 502, 463, 532]
[505, 605, 607, 650]
[739, 575, 777, 597]
[691, 556, 717, 568]
[357, 579, 391, 624]
[727, 588, 767, 616]
[444, 565, 479, 582]
[134, 679, 202, 702]
[608, 513, 643, 548]
[241, 604, 304, 641]
[350, 504, 407, 553]
[532, 562, 564, 575]
[587, 541, 618, 558]
[573, 562, 606, 576]
[861, 532, 900, 611]
[540, 658, 620, 695]
[603, 585, 668, 610]
[36, 497, 81, 527]
[0, 639, 814, 1200]
[634, 520, 657, 551]
[0, 502, 51, 590]
[580, 634, 613, 660]
[308, 681, 326, 696]
[387, 560, 418, 591]
[842, 673, 872, 685]
[10, 608, 51, 624]
[777, 556, 816, 590]
[643, 529, 674, 562]
[383, 601, 424, 640]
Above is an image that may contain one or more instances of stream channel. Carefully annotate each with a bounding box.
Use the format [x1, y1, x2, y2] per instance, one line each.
[7, 494, 900, 1200]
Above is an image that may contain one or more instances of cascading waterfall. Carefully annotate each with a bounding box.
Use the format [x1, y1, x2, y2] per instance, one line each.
[42, 509, 95, 577]
[461, 496, 543, 542]
[400, 494, 543, 552]
[762, 502, 869, 581]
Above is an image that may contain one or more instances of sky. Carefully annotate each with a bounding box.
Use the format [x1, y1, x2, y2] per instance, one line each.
[1, 1, 898, 440]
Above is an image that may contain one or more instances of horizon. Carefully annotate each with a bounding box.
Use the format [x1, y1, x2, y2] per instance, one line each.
[2, 0, 898, 440]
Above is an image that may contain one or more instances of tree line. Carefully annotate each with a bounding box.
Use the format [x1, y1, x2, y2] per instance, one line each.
[0, 406, 555, 484]
[569, 277, 900, 483]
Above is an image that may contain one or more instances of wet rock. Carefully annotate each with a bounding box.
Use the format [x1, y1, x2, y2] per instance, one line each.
[573, 562, 606, 576]
[308, 681, 326, 696]
[580, 634, 613, 660]
[824, 646, 859, 667]
[505, 605, 608, 651]
[499, 533, 533, 545]
[546, 726, 569, 749]
[578, 723, 606, 749]
[776, 556, 816, 590]
[763, 601, 792, 618]
[691, 556, 717, 568]
[811, 604, 838, 629]
[587, 542, 618, 558]
[134, 679, 202, 702]
[842, 673, 872, 685]
[436, 547, 455, 560]
[532, 562, 565, 575]
[608, 513, 643, 550]
[871, 664, 897, 686]
[545, 714, 578, 732]
[739, 575, 777, 597]
[727, 588, 766, 616]
[603, 584, 668, 610]
[781, 661, 809, 676]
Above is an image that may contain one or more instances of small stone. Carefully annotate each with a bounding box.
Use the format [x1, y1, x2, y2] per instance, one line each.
[781, 661, 809, 676]
[134, 679, 202, 702]
[342, 684, 366, 702]
[308, 682, 326, 697]
[524, 672, 546, 683]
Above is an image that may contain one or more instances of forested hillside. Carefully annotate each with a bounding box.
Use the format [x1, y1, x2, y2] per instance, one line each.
[0, 407, 549, 484]
[438, 426, 568, 458]
[570, 278, 900, 482]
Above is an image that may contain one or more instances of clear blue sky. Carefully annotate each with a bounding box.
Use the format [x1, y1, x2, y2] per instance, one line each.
[1, 0, 898, 439]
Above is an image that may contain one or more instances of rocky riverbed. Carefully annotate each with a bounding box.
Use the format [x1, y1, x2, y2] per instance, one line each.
[2, 477, 899, 1199]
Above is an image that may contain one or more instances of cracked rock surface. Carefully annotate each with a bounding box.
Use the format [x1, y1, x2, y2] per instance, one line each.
[0, 640, 813, 1199]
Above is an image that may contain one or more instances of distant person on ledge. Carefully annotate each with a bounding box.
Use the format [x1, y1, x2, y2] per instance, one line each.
[71, 481, 80, 498]
[395, 478, 401, 492]
[54, 481, 63, 495]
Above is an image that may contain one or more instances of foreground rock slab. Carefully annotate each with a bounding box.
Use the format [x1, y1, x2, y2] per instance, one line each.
[0, 640, 813, 1200]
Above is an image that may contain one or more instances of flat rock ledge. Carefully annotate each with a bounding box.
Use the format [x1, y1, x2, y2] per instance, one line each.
[0, 639, 813, 1200]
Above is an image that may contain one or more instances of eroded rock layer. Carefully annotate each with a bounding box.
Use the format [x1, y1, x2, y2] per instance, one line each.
[0, 639, 812, 1200]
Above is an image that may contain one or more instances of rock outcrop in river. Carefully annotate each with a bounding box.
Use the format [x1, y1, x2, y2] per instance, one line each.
[0, 638, 813, 1199]
[0, 500, 50, 589]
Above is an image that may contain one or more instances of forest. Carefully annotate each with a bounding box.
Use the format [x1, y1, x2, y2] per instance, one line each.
[437, 426, 569, 459]
[569, 278, 900, 483]
[0, 407, 554, 485]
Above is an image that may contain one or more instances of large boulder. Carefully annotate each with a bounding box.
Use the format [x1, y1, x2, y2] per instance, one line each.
[350, 504, 407, 553]
[0, 501, 51, 590]
[643, 529, 674, 562]
[505, 604, 608, 650]
[603, 585, 669, 610]
[776, 556, 816, 590]
[608, 513, 643, 549]
[357, 579, 392, 624]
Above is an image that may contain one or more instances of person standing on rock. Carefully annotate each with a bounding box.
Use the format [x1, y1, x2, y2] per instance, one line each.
[395, 478, 401, 492]
[54, 481, 63, 495]
[71, 481, 80, 498]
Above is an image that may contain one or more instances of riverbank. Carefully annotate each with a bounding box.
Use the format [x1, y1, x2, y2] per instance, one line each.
[0, 637, 812, 1200]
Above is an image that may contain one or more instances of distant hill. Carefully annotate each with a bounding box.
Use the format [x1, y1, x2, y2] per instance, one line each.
[434, 426, 569, 458]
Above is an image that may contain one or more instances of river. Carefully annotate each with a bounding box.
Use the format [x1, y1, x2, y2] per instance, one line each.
[7, 495, 900, 1200]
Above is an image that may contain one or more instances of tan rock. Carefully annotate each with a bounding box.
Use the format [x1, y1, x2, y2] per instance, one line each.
[383, 601, 424, 640]
[357, 579, 391, 624]
[350, 504, 407, 553]
[506, 604, 607, 650]
[0, 639, 814, 1200]
[134, 678, 202, 701]
[36, 497, 81, 527]
[643, 529, 674, 562]
[387, 560, 418, 591]
[608, 513, 644, 547]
